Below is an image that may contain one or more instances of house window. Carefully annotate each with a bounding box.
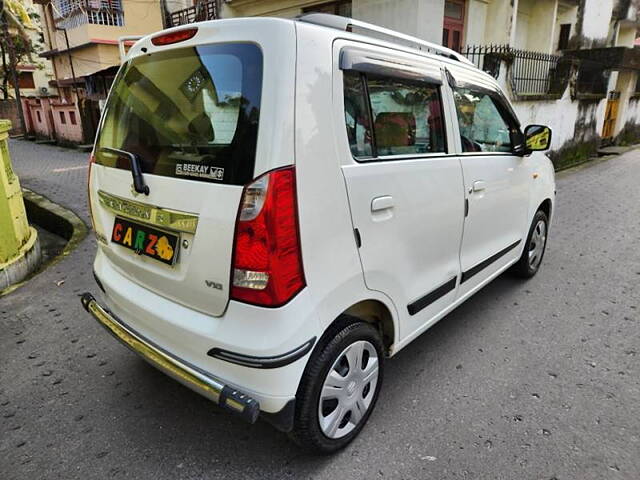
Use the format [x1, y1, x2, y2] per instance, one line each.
[577, 63, 609, 96]
[558, 24, 571, 50]
[53, 0, 124, 28]
[302, 0, 352, 17]
[36, 110, 42, 123]
[17, 72, 35, 89]
[69, 111, 77, 125]
[443, 0, 465, 51]
[59, 111, 66, 124]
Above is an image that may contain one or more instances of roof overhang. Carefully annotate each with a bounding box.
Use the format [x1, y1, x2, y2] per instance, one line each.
[39, 39, 137, 59]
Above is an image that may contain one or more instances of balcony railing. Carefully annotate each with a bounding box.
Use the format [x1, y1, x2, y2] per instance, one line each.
[53, 0, 124, 29]
[167, 1, 218, 27]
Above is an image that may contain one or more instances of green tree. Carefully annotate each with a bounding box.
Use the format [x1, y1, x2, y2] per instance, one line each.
[1, 0, 43, 100]
[0, 0, 46, 132]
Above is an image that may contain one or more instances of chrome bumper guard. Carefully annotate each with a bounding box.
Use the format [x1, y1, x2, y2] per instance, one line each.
[80, 292, 260, 424]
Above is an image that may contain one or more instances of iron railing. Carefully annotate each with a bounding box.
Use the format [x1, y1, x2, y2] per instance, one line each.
[459, 45, 568, 97]
[510, 49, 563, 95]
[53, 0, 124, 28]
[459, 44, 508, 78]
[167, 1, 218, 27]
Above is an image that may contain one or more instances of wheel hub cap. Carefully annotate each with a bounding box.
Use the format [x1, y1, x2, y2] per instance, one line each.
[347, 380, 357, 396]
[318, 340, 379, 439]
[528, 219, 547, 269]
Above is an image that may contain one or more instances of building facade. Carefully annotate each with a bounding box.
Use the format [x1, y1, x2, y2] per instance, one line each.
[1, 0, 58, 134]
[31, 0, 165, 144]
[165, 0, 640, 168]
[11, 0, 58, 101]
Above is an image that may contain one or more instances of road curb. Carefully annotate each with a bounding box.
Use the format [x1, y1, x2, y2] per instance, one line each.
[21, 188, 88, 255]
[0, 189, 89, 296]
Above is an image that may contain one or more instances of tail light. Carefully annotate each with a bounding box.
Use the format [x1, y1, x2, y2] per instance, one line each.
[230, 166, 305, 307]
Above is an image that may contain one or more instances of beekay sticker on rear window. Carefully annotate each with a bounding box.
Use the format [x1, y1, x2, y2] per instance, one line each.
[175, 163, 224, 181]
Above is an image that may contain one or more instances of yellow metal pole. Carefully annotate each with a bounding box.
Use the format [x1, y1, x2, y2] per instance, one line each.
[0, 119, 37, 271]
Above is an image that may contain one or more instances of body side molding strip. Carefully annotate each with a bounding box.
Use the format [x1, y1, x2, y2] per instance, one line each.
[407, 276, 458, 316]
[461, 239, 521, 283]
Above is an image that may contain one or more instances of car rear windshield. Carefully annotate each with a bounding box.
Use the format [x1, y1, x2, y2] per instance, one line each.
[94, 43, 263, 185]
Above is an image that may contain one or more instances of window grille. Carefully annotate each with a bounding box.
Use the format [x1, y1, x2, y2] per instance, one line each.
[53, 0, 124, 29]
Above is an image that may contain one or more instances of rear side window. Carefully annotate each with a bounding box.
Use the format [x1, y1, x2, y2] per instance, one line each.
[343, 71, 373, 157]
[367, 76, 446, 156]
[453, 88, 514, 153]
[343, 71, 446, 160]
[95, 43, 263, 185]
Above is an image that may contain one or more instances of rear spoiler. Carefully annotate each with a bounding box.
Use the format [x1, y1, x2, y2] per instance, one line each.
[118, 36, 143, 63]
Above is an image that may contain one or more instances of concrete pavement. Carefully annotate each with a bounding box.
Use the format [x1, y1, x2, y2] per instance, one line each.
[1, 140, 639, 479]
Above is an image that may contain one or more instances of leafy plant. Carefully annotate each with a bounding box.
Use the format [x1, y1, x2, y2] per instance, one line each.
[1, 0, 44, 99]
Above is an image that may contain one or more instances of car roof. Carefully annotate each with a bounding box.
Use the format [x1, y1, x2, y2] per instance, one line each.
[125, 15, 503, 95]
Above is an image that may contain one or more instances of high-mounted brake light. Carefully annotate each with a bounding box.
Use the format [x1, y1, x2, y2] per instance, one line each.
[231, 167, 305, 307]
[151, 28, 198, 46]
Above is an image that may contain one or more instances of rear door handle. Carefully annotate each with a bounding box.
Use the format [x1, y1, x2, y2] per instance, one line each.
[472, 180, 486, 193]
[371, 195, 394, 212]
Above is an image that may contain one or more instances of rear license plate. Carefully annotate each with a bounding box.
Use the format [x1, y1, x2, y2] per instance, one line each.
[111, 217, 179, 266]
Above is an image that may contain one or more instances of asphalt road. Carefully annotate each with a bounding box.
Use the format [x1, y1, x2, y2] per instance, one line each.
[2, 140, 639, 479]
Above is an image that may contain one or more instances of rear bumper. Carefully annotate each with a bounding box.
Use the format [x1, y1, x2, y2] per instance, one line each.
[89, 247, 320, 428]
[81, 292, 261, 424]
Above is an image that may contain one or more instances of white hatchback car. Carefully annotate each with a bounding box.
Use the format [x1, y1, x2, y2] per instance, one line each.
[82, 13, 555, 453]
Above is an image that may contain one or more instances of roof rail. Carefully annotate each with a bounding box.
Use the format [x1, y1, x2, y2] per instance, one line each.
[297, 13, 473, 66]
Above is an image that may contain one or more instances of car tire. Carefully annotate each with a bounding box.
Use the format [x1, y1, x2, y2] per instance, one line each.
[512, 210, 549, 278]
[289, 317, 384, 454]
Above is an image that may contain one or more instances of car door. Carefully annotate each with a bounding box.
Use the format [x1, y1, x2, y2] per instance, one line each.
[336, 43, 466, 341]
[446, 67, 530, 296]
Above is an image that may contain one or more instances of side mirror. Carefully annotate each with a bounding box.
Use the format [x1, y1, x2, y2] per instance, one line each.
[524, 124, 552, 152]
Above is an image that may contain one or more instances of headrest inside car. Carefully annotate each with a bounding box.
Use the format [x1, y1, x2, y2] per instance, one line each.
[374, 112, 416, 148]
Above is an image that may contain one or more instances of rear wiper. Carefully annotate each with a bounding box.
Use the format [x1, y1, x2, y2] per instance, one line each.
[100, 147, 150, 195]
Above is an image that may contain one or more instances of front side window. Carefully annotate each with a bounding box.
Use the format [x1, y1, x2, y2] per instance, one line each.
[367, 76, 446, 156]
[453, 88, 514, 153]
[95, 43, 263, 185]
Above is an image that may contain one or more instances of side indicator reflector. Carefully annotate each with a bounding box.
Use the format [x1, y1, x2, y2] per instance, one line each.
[151, 28, 198, 46]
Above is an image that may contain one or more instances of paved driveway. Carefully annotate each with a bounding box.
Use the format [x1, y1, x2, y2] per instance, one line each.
[2, 140, 639, 479]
